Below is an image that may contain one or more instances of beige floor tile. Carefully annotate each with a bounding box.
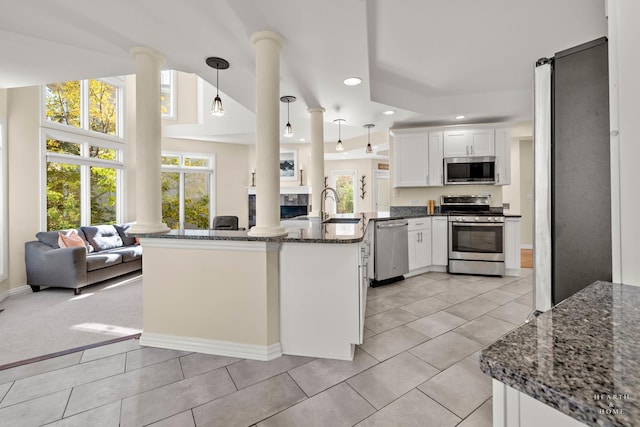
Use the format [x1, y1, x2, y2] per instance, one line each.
[120, 368, 236, 427]
[124, 347, 191, 372]
[406, 311, 467, 338]
[227, 355, 314, 390]
[435, 286, 485, 304]
[454, 315, 519, 345]
[363, 328, 376, 339]
[498, 279, 534, 296]
[366, 292, 417, 316]
[457, 398, 493, 427]
[65, 358, 184, 417]
[409, 331, 483, 370]
[179, 353, 241, 378]
[192, 373, 306, 427]
[515, 292, 533, 306]
[257, 382, 375, 427]
[346, 352, 439, 409]
[419, 358, 492, 418]
[461, 279, 506, 293]
[0, 389, 69, 427]
[355, 389, 461, 427]
[80, 338, 142, 363]
[0, 382, 11, 403]
[147, 410, 195, 427]
[288, 348, 378, 396]
[45, 400, 121, 427]
[478, 288, 520, 305]
[359, 326, 428, 361]
[0, 354, 125, 408]
[487, 301, 533, 325]
[364, 308, 418, 334]
[399, 296, 452, 317]
[0, 352, 82, 386]
[445, 296, 501, 321]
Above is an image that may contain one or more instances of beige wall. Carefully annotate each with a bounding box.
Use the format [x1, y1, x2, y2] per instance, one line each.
[502, 138, 521, 215]
[6, 86, 42, 291]
[519, 140, 534, 246]
[0, 89, 6, 295]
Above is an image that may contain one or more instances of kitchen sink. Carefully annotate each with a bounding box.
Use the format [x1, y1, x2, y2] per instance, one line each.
[322, 218, 361, 224]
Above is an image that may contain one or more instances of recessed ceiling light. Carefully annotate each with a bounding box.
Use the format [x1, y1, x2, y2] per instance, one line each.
[344, 77, 362, 86]
[383, 110, 395, 115]
[300, 138, 305, 142]
[456, 115, 466, 120]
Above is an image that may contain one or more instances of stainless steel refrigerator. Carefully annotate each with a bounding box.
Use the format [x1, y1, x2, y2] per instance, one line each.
[534, 37, 612, 310]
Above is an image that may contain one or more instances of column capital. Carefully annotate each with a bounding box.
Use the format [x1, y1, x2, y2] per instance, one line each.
[130, 46, 166, 64]
[307, 107, 326, 114]
[250, 31, 285, 48]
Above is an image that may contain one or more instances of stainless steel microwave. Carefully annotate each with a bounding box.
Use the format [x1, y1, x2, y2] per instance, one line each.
[444, 156, 496, 185]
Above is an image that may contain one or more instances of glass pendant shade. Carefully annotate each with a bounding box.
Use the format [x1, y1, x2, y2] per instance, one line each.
[334, 118, 345, 152]
[284, 122, 293, 137]
[364, 123, 375, 154]
[336, 140, 344, 151]
[366, 143, 373, 153]
[211, 95, 224, 117]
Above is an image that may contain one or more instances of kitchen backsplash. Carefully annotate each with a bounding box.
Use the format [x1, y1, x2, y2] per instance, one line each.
[391, 185, 504, 209]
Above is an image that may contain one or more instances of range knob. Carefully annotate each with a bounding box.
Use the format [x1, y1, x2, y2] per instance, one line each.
[456, 217, 462, 221]
[474, 216, 480, 221]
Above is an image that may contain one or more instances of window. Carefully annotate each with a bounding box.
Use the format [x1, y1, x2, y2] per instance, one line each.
[0, 119, 7, 281]
[161, 153, 215, 230]
[42, 78, 124, 231]
[161, 70, 176, 119]
[331, 170, 357, 216]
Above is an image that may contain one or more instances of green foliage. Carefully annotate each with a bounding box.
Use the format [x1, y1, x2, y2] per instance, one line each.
[335, 175, 354, 214]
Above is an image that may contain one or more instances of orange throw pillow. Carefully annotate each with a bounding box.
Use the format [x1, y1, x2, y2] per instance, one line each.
[58, 230, 88, 252]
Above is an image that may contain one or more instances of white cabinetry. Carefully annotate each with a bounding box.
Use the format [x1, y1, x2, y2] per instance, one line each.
[443, 129, 495, 157]
[408, 218, 431, 272]
[393, 130, 429, 187]
[495, 127, 511, 185]
[428, 131, 444, 186]
[392, 129, 444, 187]
[504, 217, 521, 276]
[431, 216, 449, 266]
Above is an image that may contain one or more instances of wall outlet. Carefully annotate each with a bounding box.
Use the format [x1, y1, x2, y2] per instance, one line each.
[503, 202, 510, 209]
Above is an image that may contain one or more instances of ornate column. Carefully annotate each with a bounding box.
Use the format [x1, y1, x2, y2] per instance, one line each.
[248, 31, 287, 237]
[128, 47, 169, 234]
[308, 107, 325, 218]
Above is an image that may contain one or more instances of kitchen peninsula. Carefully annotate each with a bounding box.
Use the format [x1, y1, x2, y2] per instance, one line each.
[138, 215, 378, 362]
[480, 281, 640, 427]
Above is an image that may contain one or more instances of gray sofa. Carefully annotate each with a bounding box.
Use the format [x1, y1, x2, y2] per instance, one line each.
[25, 224, 142, 295]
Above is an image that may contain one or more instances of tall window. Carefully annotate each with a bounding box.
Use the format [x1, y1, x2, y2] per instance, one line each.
[42, 78, 124, 230]
[161, 153, 215, 230]
[331, 170, 357, 216]
[161, 70, 176, 119]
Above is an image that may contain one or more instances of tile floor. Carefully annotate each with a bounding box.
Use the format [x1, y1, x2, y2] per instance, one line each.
[0, 270, 533, 427]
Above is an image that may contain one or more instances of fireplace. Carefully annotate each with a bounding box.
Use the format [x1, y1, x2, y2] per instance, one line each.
[248, 187, 311, 227]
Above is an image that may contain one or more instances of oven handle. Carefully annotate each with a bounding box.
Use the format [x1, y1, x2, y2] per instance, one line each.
[450, 222, 504, 227]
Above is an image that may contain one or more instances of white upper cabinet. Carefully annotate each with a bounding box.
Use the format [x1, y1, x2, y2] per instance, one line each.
[428, 131, 444, 186]
[494, 127, 511, 185]
[443, 129, 495, 157]
[392, 130, 429, 187]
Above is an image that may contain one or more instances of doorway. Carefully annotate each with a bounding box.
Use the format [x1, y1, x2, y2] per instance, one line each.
[374, 170, 390, 214]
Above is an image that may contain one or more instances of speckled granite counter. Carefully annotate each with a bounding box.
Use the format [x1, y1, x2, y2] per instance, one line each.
[480, 281, 640, 427]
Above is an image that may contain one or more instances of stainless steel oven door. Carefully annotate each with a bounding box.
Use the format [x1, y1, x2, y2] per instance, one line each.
[448, 221, 505, 262]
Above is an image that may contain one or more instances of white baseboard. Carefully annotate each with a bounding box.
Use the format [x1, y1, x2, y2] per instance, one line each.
[140, 332, 283, 361]
[521, 244, 533, 250]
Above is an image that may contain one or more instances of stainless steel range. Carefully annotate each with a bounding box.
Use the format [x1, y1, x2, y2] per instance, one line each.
[441, 195, 505, 276]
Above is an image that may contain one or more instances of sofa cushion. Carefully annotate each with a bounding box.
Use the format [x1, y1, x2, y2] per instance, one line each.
[36, 231, 62, 248]
[81, 225, 123, 252]
[106, 245, 142, 263]
[86, 252, 123, 272]
[114, 223, 137, 246]
[58, 230, 88, 252]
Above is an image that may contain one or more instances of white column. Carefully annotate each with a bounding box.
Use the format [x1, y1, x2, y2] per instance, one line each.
[128, 47, 169, 234]
[248, 31, 287, 237]
[308, 107, 325, 218]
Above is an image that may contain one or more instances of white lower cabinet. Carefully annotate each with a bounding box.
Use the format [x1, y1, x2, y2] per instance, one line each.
[408, 218, 432, 273]
[431, 216, 448, 266]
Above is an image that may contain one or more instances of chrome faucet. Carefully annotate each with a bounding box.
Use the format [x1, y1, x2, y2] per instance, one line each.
[320, 187, 339, 221]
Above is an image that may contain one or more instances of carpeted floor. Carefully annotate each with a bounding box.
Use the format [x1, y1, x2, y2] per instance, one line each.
[0, 272, 142, 367]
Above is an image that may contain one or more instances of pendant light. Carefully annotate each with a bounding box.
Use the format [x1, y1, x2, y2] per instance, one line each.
[205, 57, 230, 117]
[280, 96, 296, 137]
[364, 123, 375, 153]
[334, 118, 345, 151]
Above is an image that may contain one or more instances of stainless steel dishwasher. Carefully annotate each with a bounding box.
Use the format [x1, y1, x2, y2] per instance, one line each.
[372, 219, 409, 286]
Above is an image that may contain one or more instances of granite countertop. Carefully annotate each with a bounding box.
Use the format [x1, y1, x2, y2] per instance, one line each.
[480, 281, 640, 427]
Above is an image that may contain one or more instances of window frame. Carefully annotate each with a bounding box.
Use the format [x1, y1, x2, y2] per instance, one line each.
[40, 78, 126, 231]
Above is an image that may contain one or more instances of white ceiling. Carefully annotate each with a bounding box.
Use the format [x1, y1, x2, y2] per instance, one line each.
[0, 0, 607, 148]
